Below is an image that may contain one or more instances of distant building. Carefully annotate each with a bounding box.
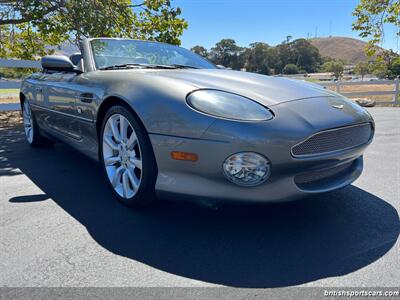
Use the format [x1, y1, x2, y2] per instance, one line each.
[344, 64, 355, 74]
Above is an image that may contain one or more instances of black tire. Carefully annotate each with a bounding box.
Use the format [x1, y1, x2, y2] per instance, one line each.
[99, 105, 158, 208]
[22, 101, 53, 148]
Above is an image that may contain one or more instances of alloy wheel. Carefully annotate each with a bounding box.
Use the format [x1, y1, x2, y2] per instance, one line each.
[23, 102, 33, 143]
[102, 113, 142, 199]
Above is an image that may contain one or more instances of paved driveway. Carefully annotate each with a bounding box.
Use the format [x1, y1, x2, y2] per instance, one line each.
[0, 108, 399, 287]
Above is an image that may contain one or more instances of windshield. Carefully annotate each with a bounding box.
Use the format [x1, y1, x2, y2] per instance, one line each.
[90, 39, 216, 70]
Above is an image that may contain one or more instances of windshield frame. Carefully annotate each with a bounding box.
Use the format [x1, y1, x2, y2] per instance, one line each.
[88, 38, 216, 71]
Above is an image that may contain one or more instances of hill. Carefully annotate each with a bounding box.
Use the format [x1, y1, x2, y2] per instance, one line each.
[54, 42, 79, 56]
[309, 36, 371, 64]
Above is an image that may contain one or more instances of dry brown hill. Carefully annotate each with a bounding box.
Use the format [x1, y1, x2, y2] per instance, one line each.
[309, 36, 371, 64]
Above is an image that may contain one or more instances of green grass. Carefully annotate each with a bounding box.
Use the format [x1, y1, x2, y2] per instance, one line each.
[303, 78, 322, 83]
[0, 89, 20, 95]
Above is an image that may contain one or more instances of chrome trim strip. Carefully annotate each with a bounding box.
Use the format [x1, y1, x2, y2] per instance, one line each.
[30, 103, 94, 123]
[291, 122, 373, 158]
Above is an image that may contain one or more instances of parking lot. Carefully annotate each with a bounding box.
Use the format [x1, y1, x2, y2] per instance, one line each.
[0, 108, 399, 288]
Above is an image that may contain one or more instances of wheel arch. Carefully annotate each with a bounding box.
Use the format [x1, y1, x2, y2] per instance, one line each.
[96, 96, 148, 140]
[19, 92, 26, 109]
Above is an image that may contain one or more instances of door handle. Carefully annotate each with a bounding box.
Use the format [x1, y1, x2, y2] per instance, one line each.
[78, 93, 94, 103]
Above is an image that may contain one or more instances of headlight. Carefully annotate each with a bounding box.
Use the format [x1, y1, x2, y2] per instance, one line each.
[187, 90, 273, 121]
[223, 152, 271, 186]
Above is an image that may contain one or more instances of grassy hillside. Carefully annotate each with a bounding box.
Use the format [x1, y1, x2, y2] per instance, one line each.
[309, 36, 371, 64]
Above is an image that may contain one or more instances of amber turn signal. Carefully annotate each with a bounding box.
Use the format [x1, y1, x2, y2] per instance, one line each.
[170, 151, 198, 162]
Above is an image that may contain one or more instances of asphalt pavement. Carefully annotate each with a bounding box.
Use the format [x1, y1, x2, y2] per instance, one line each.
[0, 108, 399, 288]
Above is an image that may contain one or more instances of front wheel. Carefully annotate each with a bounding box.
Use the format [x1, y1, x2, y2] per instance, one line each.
[99, 106, 158, 208]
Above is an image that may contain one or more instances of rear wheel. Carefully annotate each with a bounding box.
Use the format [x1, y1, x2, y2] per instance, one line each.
[100, 106, 157, 207]
[22, 101, 49, 147]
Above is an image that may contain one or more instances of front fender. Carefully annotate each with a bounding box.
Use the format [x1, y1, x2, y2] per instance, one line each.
[99, 75, 216, 139]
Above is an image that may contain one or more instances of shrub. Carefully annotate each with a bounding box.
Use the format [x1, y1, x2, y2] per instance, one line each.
[282, 64, 299, 74]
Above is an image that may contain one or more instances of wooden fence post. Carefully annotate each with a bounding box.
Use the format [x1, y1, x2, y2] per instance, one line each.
[394, 78, 400, 106]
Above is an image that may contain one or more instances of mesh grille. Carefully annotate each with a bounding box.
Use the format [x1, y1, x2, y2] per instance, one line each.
[292, 123, 372, 157]
[294, 161, 353, 186]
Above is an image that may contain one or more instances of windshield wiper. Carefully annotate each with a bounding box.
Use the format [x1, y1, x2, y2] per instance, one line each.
[99, 63, 176, 70]
[99, 63, 199, 70]
[170, 64, 199, 69]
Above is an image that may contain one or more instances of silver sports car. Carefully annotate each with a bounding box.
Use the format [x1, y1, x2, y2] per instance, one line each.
[20, 38, 374, 207]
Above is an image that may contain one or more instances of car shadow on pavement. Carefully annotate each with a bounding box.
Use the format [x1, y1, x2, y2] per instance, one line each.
[2, 125, 400, 288]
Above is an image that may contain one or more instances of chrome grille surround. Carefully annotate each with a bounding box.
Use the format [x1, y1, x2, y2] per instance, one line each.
[292, 123, 373, 157]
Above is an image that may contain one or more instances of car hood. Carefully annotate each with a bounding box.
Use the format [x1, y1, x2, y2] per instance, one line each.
[145, 68, 336, 106]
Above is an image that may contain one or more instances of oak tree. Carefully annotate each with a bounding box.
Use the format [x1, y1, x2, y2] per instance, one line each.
[0, 0, 188, 59]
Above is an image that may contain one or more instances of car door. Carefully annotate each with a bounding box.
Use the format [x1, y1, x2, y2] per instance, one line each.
[22, 73, 48, 129]
[69, 74, 101, 158]
[42, 69, 101, 157]
[24, 74, 45, 106]
[41, 71, 80, 141]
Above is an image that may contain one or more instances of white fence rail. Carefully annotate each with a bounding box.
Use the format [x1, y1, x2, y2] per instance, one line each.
[0, 59, 399, 105]
[0, 58, 41, 69]
[0, 59, 40, 90]
[318, 79, 400, 105]
[0, 81, 22, 89]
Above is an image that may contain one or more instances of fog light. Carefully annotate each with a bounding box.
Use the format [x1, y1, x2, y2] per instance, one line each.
[223, 152, 271, 186]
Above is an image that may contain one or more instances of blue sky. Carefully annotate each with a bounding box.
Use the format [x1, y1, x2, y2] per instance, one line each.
[174, 0, 399, 51]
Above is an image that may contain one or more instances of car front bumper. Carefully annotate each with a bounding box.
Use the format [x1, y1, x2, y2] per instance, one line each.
[149, 97, 374, 203]
[150, 135, 365, 203]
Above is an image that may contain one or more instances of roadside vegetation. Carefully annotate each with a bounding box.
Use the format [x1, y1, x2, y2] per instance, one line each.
[191, 38, 400, 79]
[190, 0, 399, 79]
[0, 68, 35, 79]
[0, 89, 19, 95]
[0, 0, 397, 80]
[0, 0, 398, 105]
[0, 0, 188, 60]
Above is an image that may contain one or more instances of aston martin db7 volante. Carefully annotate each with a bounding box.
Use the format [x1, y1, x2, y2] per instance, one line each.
[20, 38, 374, 207]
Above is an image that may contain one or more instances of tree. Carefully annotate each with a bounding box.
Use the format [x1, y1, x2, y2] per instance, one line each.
[187, 37, 327, 75]
[290, 39, 321, 73]
[354, 61, 370, 79]
[243, 42, 271, 75]
[321, 60, 344, 80]
[191, 45, 208, 58]
[331, 62, 344, 80]
[380, 49, 400, 77]
[0, 0, 188, 59]
[370, 61, 388, 78]
[209, 39, 245, 70]
[390, 57, 400, 76]
[353, 0, 400, 56]
[275, 38, 322, 73]
[282, 64, 299, 74]
[275, 40, 292, 73]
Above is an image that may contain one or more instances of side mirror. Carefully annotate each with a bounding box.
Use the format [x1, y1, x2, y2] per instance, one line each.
[41, 55, 81, 73]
